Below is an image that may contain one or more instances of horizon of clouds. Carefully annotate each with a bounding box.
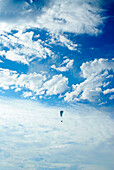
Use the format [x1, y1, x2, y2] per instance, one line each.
[0, 97, 114, 169]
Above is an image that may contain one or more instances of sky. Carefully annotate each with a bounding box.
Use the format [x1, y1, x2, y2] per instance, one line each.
[0, 0, 114, 169]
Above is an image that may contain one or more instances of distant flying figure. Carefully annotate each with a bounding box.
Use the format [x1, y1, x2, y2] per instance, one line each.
[60, 110, 63, 117]
[60, 110, 64, 122]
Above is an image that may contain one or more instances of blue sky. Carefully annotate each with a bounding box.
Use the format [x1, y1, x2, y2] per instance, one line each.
[0, 0, 114, 169]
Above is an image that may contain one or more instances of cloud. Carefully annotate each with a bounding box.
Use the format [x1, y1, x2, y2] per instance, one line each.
[0, 59, 3, 63]
[17, 72, 47, 93]
[22, 91, 33, 98]
[0, 68, 18, 90]
[0, 0, 105, 35]
[109, 95, 114, 100]
[103, 88, 114, 94]
[65, 58, 114, 103]
[0, 68, 68, 98]
[0, 97, 113, 169]
[51, 57, 74, 72]
[36, 0, 105, 35]
[0, 0, 51, 23]
[0, 30, 54, 65]
[0, 28, 78, 67]
[40, 74, 68, 96]
[49, 34, 79, 51]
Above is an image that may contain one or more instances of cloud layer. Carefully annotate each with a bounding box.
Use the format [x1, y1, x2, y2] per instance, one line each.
[0, 98, 114, 169]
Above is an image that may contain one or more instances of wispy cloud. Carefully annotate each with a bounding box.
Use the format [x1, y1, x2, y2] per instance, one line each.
[51, 57, 74, 72]
[0, 0, 105, 35]
[0, 30, 54, 65]
[37, 0, 105, 35]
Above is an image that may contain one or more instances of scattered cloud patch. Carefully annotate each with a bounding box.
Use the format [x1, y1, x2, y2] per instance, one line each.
[0, 68, 18, 90]
[0, 59, 3, 63]
[39, 74, 68, 96]
[23, 91, 33, 98]
[103, 88, 114, 95]
[51, 58, 74, 72]
[65, 58, 114, 103]
[109, 95, 114, 100]
[0, 68, 68, 99]
[0, 30, 54, 65]
[49, 34, 79, 51]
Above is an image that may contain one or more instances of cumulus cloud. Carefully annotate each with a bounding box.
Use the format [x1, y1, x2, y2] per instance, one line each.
[36, 74, 68, 96]
[0, 68, 68, 98]
[17, 72, 47, 93]
[65, 58, 114, 103]
[0, 68, 18, 90]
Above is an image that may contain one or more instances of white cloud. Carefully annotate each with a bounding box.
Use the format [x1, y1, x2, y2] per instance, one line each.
[103, 81, 110, 87]
[106, 75, 113, 79]
[51, 58, 74, 72]
[0, 68, 68, 98]
[37, 0, 104, 35]
[0, 68, 47, 95]
[103, 88, 114, 95]
[80, 58, 114, 79]
[79, 164, 108, 170]
[0, 0, 105, 36]
[17, 72, 47, 93]
[0, 50, 5, 56]
[0, 98, 113, 169]
[65, 58, 114, 103]
[37, 74, 69, 96]
[5, 50, 29, 65]
[0, 68, 18, 90]
[49, 34, 79, 51]
[0, 30, 54, 65]
[109, 95, 114, 100]
[23, 91, 33, 98]
[0, 59, 3, 63]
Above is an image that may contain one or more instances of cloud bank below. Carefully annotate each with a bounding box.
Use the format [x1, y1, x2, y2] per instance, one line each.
[0, 97, 114, 169]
